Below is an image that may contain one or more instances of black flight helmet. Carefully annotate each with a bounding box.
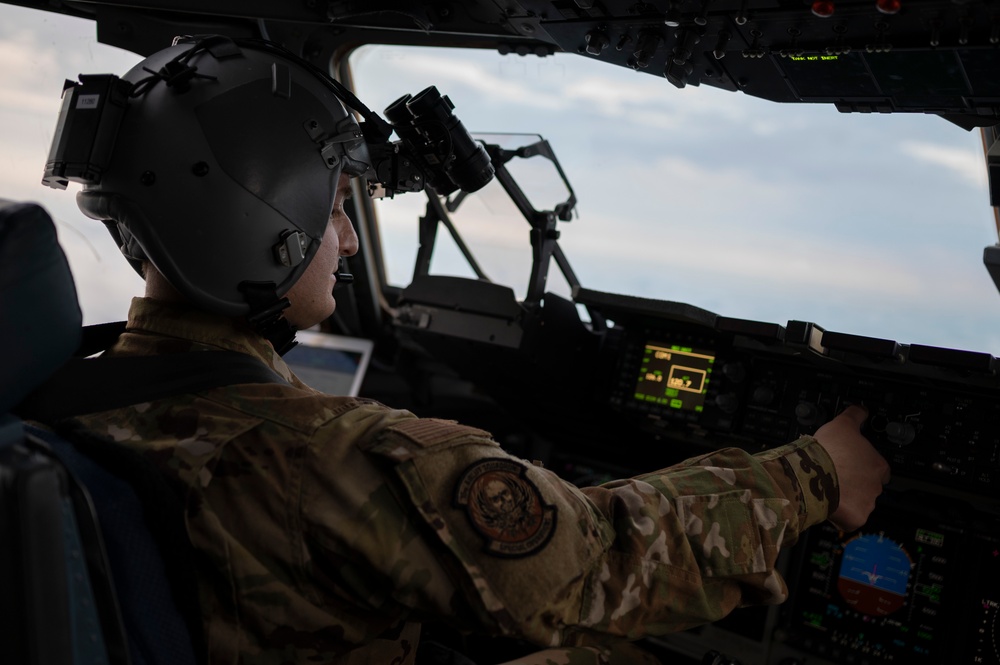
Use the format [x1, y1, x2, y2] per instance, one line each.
[57, 36, 371, 325]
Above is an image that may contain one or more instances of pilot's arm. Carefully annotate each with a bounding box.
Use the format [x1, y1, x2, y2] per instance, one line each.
[317, 403, 884, 649]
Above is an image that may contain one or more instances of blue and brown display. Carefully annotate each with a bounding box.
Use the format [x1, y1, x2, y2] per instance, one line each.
[633, 342, 715, 412]
[784, 505, 971, 664]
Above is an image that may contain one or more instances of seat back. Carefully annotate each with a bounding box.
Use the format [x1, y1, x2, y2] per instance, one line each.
[0, 199, 198, 665]
[0, 419, 130, 665]
[0, 198, 82, 414]
[27, 423, 201, 665]
[0, 198, 124, 664]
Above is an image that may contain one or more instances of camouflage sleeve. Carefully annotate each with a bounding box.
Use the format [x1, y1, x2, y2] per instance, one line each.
[352, 416, 838, 649]
[574, 436, 838, 640]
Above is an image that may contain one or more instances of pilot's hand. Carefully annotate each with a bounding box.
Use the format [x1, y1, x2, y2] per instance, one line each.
[812, 405, 890, 532]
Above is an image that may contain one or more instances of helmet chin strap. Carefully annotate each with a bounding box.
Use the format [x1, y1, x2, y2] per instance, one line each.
[238, 281, 298, 355]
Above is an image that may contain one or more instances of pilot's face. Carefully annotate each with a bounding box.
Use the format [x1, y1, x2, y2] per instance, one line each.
[284, 173, 359, 329]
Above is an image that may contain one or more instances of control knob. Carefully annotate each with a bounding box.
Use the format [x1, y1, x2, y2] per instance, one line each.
[795, 402, 825, 428]
[885, 420, 916, 447]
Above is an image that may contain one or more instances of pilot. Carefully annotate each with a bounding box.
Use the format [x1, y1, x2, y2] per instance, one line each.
[44, 36, 890, 665]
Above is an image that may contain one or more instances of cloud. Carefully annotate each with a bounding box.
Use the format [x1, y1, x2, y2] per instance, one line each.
[899, 139, 988, 188]
[563, 207, 922, 297]
[0, 29, 63, 114]
[0, 119, 58, 191]
[612, 154, 799, 220]
[389, 52, 568, 110]
[545, 150, 991, 317]
[0, 5, 143, 323]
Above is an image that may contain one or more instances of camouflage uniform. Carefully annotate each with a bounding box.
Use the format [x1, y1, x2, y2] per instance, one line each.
[73, 298, 840, 665]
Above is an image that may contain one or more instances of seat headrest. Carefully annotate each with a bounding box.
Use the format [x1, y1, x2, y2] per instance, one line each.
[0, 199, 82, 414]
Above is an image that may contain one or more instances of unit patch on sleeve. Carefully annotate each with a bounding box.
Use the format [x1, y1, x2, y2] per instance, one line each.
[453, 458, 557, 558]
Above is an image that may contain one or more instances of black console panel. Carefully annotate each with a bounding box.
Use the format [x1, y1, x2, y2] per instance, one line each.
[573, 287, 1000, 665]
[578, 287, 1000, 507]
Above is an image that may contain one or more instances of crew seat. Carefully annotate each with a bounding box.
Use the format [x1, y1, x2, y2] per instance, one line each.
[0, 198, 199, 665]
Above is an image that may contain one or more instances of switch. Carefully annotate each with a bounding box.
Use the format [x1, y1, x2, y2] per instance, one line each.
[665, 59, 694, 88]
[632, 30, 663, 68]
[585, 29, 610, 55]
[695, 0, 711, 26]
[663, 2, 681, 27]
[671, 29, 701, 65]
[929, 20, 941, 47]
[712, 30, 732, 59]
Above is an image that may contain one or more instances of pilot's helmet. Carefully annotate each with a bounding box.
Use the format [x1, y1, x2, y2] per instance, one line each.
[75, 36, 370, 318]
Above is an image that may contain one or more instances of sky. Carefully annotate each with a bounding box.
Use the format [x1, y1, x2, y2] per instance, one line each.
[3, 3, 1000, 355]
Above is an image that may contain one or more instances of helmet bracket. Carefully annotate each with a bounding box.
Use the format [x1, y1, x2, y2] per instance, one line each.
[274, 230, 309, 267]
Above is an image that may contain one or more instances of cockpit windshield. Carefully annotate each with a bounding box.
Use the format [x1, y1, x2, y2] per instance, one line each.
[349, 43, 1000, 354]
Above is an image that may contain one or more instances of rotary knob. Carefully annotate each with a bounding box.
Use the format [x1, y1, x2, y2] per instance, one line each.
[886, 421, 916, 447]
[795, 402, 825, 428]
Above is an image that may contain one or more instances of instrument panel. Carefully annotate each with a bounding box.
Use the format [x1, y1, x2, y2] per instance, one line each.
[588, 287, 1000, 505]
[575, 286, 1000, 664]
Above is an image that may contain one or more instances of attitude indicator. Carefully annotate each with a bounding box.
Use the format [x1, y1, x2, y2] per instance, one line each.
[838, 532, 912, 616]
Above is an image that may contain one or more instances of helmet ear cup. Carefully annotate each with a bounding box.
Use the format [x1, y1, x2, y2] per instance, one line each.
[81, 38, 360, 317]
[76, 190, 114, 221]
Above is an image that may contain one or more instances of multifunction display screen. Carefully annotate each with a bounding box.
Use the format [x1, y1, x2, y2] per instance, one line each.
[633, 342, 715, 412]
[786, 510, 961, 664]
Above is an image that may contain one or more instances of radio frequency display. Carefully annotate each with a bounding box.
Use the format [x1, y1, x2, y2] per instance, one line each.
[634, 342, 715, 412]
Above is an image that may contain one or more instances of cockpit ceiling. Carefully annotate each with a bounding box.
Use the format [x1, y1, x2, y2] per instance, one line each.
[9, 0, 1000, 125]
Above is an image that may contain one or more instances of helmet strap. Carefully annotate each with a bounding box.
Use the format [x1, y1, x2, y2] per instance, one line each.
[238, 281, 298, 355]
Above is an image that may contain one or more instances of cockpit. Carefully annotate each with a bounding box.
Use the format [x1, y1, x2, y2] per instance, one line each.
[2, 1, 1000, 664]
